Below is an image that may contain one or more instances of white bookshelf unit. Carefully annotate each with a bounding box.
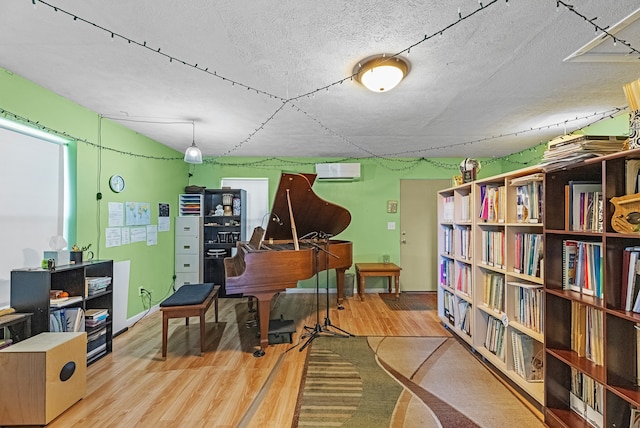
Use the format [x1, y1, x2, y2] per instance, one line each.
[437, 166, 545, 410]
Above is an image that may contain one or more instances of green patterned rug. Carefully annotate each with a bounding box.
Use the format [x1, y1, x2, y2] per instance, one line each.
[292, 336, 402, 427]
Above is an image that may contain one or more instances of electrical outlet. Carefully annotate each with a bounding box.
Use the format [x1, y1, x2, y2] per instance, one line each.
[138, 286, 143, 296]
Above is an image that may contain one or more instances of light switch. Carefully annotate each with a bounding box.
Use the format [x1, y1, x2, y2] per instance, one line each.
[387, 222, 396, 230]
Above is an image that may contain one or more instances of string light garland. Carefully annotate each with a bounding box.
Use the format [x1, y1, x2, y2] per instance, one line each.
[22, 1, 640, 160]
[556, 0, 640, 59]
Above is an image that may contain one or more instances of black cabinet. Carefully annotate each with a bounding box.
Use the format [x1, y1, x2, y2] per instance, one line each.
[203, 189, 246, 296]
[10, 260, 113, 364]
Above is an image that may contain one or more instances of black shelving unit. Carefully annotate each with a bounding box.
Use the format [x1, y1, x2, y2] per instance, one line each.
[10, 259, 113, 364]
[203, 189, 246, 296]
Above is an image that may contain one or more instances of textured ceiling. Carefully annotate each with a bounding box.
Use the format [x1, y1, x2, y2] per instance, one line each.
[1, 1, 639, 159]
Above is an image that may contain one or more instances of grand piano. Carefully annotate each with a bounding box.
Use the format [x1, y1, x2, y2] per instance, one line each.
[223, 172, 353, 356]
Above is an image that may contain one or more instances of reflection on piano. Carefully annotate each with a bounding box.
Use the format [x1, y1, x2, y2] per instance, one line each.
[224, 172, 353, 356]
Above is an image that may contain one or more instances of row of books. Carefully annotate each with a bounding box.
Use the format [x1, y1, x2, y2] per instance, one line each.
[621, 247, 640, 312]
[442, 195, 454, 222]
[50, 307, 85, 332]
[510, 331, 543, 382]
[511, 281, 543, 333]
[457, 226, 472, 260]
[566, 181, 603, 232]
[478, 184, 506, 223]
[513, 232, 543, 278]
[512, 176, 543, 224]
[439, 258, 453, 288]
[571, 302, 604, 366]
[455, 264, 472, 296]
[442, 290, 471, 336]
[480, 229, 505, 268]
[484, 315, 506, 361]
[562, 240, 603, 299]
[570, 367, 604, 428]
[482, 272, 504, 312]
[442, 225, 452, 255]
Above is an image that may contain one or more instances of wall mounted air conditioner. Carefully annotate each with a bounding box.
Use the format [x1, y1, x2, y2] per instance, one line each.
[315, 163, 361, 180]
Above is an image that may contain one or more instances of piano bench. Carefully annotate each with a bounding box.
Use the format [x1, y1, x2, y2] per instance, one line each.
[160, 283, 220, 359]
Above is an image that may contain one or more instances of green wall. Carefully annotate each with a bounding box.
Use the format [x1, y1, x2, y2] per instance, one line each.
[1, 66, 630, 319]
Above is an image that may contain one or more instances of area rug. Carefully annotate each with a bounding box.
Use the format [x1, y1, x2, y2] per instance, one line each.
[292, 336, 545, 428]
[378, 292, 436, 311]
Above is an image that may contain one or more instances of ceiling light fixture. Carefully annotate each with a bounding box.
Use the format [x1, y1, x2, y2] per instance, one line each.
[355, 55, 410, 93]
[184, 121, 202, 164]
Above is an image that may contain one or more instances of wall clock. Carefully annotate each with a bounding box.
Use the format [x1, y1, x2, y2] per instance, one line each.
[109, 174, 125, 193]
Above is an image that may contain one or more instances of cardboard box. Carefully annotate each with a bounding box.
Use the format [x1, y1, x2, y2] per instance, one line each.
[43, 250, 70, 266]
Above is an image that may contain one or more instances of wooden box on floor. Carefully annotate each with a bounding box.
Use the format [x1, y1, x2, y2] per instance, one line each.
[0, 332, 87, 426]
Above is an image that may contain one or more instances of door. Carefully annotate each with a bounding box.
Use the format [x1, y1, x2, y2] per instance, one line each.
[400, 179, 451, 291]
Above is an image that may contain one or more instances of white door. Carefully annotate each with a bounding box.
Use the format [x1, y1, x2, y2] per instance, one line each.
[400, 179, 451, 291]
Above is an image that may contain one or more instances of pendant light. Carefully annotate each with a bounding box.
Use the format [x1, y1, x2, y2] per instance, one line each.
[184, 121, 202, 164]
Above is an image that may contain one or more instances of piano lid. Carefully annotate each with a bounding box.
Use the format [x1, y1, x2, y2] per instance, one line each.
[264, 172, 351, 241]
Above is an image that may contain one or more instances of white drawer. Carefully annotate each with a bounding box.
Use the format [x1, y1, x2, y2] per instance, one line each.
[175, 217, 201, 238]
[175, 272, 202, 288]
[175, 254, 200, 273]
[175, 236, 199, 255]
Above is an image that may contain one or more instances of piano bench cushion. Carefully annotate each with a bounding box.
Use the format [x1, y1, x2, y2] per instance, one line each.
[160, 283, 215, 307]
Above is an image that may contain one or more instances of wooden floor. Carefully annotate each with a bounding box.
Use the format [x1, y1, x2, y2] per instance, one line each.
[49, 291, 448, 427]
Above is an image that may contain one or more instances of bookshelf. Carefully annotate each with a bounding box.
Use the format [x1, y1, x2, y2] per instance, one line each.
[437, 166, 545, 410]
[544, 148, 640, 428]
[10, 260, 113, 364]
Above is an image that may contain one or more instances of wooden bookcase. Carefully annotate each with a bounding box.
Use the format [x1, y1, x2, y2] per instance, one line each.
[437, 166, 545, 410]
[544, 149, 640, 428]
[10, 260, 113, 364]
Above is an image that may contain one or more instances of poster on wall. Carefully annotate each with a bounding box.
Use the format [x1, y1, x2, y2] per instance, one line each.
[125, 202, 151, 226]
[105, 227, 122, 247]
[158, 203, 170, 232]
[130, 227, 146, 243]
[146, 225, 157, 245]
[108, 202, 124, 227]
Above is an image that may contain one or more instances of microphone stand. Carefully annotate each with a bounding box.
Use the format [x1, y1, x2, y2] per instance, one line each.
[319, 233, 353, 338]
[287, 233, 352, 353]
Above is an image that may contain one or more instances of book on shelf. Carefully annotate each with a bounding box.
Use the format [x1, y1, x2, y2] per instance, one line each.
[443, 195, 454, 222]
[50, 295, 83, 308]
[563, 240, 603, 298]
[478, 184, 505, 223]
[49, 307, 85, 332]
[460, 194, 471, 222]
[568, 181, 602, 232]
[513, 232, 543, 277]
[571, 302, 603, 365]
[510, 331, 543, 382]
[0, 338, 13, 350]
[509, 281, 543, 333]
[570, 367, 604, 428]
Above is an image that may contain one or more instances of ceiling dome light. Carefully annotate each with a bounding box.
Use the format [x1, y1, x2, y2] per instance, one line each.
[355, 55, 410, 93]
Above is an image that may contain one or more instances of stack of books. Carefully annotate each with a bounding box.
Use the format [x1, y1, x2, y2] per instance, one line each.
[538, 134, 626, 172]
[85, 276, 111, 297]
[85, 308, 109, 329]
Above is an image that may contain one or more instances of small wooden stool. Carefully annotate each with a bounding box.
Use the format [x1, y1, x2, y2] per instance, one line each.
[160, 284, 220, 359]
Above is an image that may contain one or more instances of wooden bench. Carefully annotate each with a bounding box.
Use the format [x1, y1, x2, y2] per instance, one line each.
[160, 283, 220, 359]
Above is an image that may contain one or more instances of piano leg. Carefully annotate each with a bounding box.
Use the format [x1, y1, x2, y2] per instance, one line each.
[253, 292, 276, 357]
[335, 268, 347, 308]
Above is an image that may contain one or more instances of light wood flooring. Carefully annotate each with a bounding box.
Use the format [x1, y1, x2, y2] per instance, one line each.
[49, 291, 448, 427]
